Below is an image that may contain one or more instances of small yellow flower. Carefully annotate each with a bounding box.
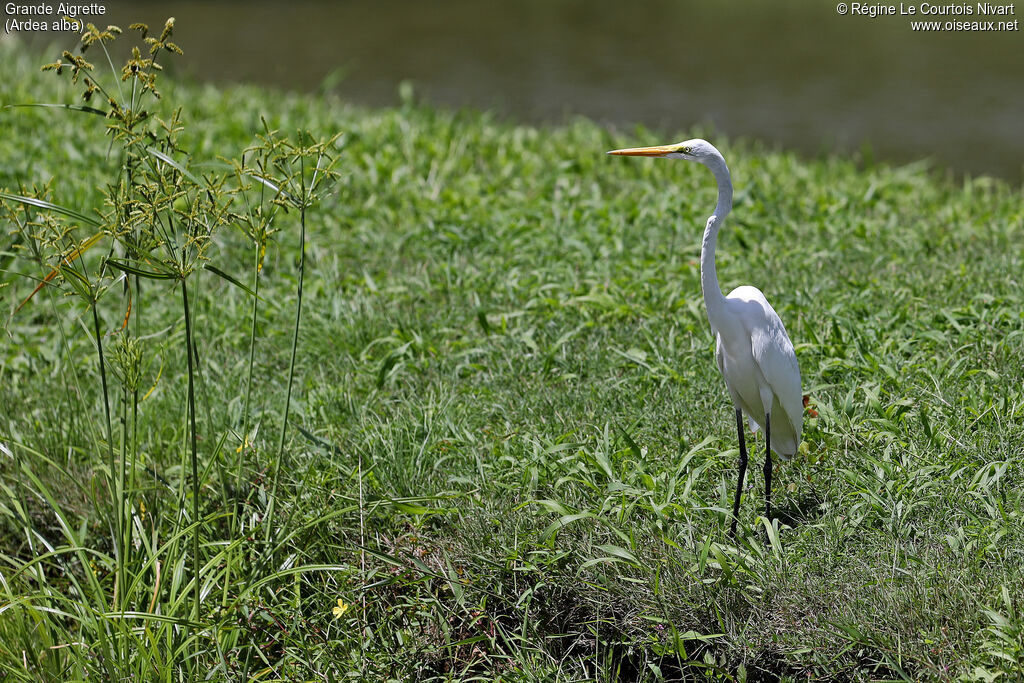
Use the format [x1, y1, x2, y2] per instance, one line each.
[332, 599, 349, 619]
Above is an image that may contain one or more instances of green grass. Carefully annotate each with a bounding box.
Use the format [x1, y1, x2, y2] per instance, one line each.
[2, 33, 1024, 682]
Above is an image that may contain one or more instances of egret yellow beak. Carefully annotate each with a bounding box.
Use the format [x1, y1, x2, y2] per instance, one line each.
[606, 144, 679, 157]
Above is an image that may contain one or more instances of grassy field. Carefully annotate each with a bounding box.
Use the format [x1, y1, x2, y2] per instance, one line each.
[1, 28, 1023, 682]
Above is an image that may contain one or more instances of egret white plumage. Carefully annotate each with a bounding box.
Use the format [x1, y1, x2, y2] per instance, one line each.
[608, 139, 802, 536]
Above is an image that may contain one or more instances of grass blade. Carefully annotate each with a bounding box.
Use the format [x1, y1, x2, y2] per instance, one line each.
[4, 102, 107, 116]
[0, 192, 101, 227]
[203, 263, 261, 299]
[105, 258, 177, 280]
[146, 146, 204, 187]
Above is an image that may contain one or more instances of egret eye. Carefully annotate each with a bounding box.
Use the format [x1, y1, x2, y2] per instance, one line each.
[680, 146, 692, 155]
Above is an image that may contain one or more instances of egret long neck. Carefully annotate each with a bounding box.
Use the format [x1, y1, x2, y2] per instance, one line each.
[699, 155, 733, 329]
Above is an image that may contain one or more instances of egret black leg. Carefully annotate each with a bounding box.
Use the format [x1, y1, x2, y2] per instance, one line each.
[730, 408, 748, 538]
[764, 412, 773, 524]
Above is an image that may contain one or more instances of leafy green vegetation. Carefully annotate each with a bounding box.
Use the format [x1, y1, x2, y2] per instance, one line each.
[1, 25, 1023, 681]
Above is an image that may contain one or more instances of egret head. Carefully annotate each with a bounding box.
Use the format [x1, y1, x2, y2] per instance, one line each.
[607, 138, 722, 165]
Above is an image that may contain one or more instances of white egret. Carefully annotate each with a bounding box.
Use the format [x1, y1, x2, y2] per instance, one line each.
[608, 139, 802, 536]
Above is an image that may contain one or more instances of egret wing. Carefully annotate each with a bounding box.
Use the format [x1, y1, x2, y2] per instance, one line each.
[726, 286, 803, 454]
[749, 307, 803, 453]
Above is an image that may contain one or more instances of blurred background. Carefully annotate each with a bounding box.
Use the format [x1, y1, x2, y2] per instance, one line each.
[10, 0, 1024, 182]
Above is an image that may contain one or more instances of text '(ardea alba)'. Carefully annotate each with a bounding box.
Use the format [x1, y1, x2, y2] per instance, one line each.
[608, 139, 803, 536]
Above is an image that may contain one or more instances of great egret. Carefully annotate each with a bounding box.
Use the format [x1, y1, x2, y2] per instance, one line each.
[608, 139, 802, 536]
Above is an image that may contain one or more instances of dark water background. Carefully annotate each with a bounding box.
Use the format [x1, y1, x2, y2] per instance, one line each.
[9, 0, 1024, 182]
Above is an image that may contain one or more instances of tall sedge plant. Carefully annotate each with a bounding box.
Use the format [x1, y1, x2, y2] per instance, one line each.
[109, 128, 235, 643]
[2, 19, 256, 672]
[235, 125, 340, 544]
[2, 18, 343, 674]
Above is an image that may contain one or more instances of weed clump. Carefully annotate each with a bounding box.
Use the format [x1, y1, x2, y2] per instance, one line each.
[2, 19, 339, 678]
